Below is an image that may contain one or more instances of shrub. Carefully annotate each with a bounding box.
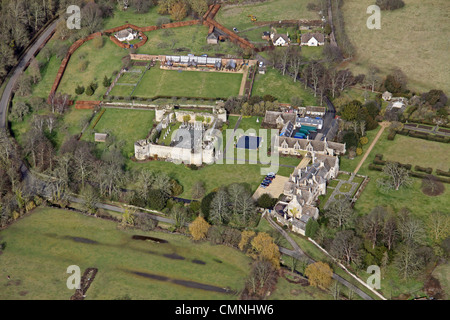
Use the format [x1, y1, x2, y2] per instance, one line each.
[75, 85, 85, 95]
[85, 85, 94, 96]
[103, 75, 112, 88]
[436, 169, 450, 177]
[376, 0, 405, 11]
[360, 136, 369, 145]
[373, 158, 386, 165]
[369, 164, 383, 171]
[356, 148, 363, 156]
[414, 165, 433, 174]
[387, 130, 397, 140]
[257, 194, 277, 209]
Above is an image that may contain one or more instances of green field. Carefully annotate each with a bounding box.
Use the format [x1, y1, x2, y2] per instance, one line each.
[86, 108, 155, 156]
[103, 4, 189, 30]
[128, 160, 271, 199]
[252, 68, 318, 104]
[132, 64, 243, 99]
[352, 131, 450, 219]
[342, 0, 450, 93]
[136, 25, 239, 57]
[58, 36, 126, 100]
[216, 0, 318, 31]
[0, 208, 251, 300]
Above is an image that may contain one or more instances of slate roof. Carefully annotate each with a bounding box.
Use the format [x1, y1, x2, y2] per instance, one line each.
[278, 136, 346, 154]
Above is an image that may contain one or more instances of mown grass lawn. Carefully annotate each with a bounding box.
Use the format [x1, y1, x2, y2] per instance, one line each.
[86, 108, 155, 156]
[352, 130, 450, 219]
[128, 159, 273, 199]
[0, 208, 251, 300]
[102, 4, 190, 30]
[137, 25, 239, 57]
[58, 36, 127, 100]
[252, 68, 318, 104]
[133, 64, 242, 99]
[339, 126, 382, 173]
[216, 0, 319, 31]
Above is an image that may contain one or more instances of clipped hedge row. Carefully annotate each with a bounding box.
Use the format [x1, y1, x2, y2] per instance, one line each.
[369, 164, 383, 171]
[398, 129, 450, 143]
[414, 165, 433, 174]
[91, 109, 106, 129]
[387, 130, 397, 140]
[436, 169, 450, 177]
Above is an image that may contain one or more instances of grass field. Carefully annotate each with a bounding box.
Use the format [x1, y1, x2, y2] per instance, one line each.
[136, 25, 239, 57]
[102, 4, 192, 30]
[216, 0, 319, 31]
[341, 0, 450, 93]
[86, 108, 155, 156]
[132, 64, 243, 99]
[252, 68, 318, 104]
[352, 131, 450, 219]
[128, 160, 272, 199]
[0, 208, 251, 300]
[58, 36, 126, 100]
[339, 126, 382, 173]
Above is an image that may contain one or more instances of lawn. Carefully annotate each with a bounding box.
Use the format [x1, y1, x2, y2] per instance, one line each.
[133, 64, 243, 99]
[341, 0, 450, 93]
[374, 134, 450, 171]
[136, 25, 239, 57]
[339, 183, 353, 193]
[252, 68, 318, 104]
[57, 36, 127, 100]
[352, 130, 450, 219]
[0, 208, 251, 300]
[158, 122, 181, 146]
[271, 274, 333, 300]
[103, 5, 180, 30]
[127, 160, 272, 199]
[339, 126, 382, 173]
[86, 108, 155, 156]
[216, 0, 319, 31]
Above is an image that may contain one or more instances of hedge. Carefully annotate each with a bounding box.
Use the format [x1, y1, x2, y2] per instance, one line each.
[369, 164, 383, 171]
[397, 129, 450, 143]
[436, 169, 450, 177]
[387, 130, 397, 140]
[414, 165, 433, 174]
[373, 158, 386, 165]
[91, 109, 106, 129]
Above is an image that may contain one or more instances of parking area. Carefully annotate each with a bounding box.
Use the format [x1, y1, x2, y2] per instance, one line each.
[252, 175, 289, 200]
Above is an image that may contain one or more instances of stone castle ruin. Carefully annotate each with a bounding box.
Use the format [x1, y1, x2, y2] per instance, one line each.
[135, 105, 227, 165]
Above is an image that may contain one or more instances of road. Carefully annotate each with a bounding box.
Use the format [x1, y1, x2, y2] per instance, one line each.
[0, 20, 58, 129]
